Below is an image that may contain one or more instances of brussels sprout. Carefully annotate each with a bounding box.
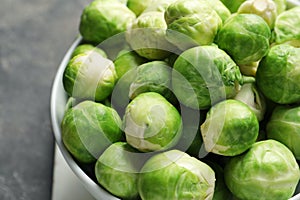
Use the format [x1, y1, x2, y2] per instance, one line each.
[203, 0, 231, 23]
[95, 142, 141, 199]
[138, 149, 215, 200]
[201, 99, 259, 156]
[126, 11, 175, 60]
[63, 51, 117, 101]
[237, 0, 278, 29]
[123, 92, 182, 152]
[165, 0, 222, 50]
[220, 0, 246, 13]
[128, 61, 173, 101]
[216, 14, 271, 65]
[61, 101, 123, 163]
[79, 0, 136, 44]
[273, 6, 300, 46]
[114, 49, 147, 79]
[234, 83, 266, 121]
[256, 44, 300, 104]
[224, 139, 300, 200]
[71, 44, 107, 59]
[267, 105, 300, 159]
[127, 0, 152, 16]
[172, 45, 243, 110]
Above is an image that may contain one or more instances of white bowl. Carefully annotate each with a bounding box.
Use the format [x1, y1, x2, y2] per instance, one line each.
[51, 0, 300, 192]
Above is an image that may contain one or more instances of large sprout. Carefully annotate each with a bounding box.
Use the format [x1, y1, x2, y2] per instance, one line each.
[201, 99, 259, 156]
[138, 150, 215, 200]
[216, 13, 271, 65]
[123, 92, 182, 152]
[172, 45, 243, 110]
[256, 44, 300, 104]
[165, 0, 222, 50]
[79, 0, 136, 44]
[273, 6, 300, 46]
[61, 101, 123, 163]
[224, 139, 300, 200]
[95, 142, 141, 199]
[63, 51, 117, 101]
[267, 105, 300, 160]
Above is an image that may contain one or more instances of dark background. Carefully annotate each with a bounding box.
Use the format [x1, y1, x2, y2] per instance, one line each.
[0, 0, 90, 199]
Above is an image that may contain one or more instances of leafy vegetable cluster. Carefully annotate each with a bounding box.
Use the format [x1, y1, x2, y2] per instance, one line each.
[60, 0, 300, 199]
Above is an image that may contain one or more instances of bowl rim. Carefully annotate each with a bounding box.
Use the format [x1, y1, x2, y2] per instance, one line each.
[50, 36, 120, 200]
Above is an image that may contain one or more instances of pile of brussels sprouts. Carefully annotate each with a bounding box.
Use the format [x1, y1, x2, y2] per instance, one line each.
[60, 0, 300, 199]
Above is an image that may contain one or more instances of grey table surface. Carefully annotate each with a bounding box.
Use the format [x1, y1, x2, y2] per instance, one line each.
[0, 0, 90, 199]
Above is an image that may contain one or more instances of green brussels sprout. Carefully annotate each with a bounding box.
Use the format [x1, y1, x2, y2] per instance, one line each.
[256, 44, 300, 104]
[237, 0, 278, 29]
[123, 92, 182, 152]
[126, 11, 175, 60]
[234, 83, 266, 121]
[128, 61, 174, 101]
[61, 101, 123, 163]
[274, 6, 300, 46]
[224, 139, 300, 200]
[63, 51, 117, 101]
[203, 0, 231, 23]
[114, 49, 147, 79]
[172, 45, 243, 110]
[71, 44, 107, 59]
[79, 0, 136, 44]
[138, 149, 215, 200]
[165, 0, 222, 50]
[127, 0, 152, 16]
[216, 14, 271, 65]
[267, 105, 300, 160]
[95, 142, 141, 199]
[201, 99, 259, 156]
[220, 0, 246, 13]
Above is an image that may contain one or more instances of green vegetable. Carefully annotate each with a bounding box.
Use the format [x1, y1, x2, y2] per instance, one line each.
[274, 6, 300, 46]
[224, 139, 300, 200]
[123, 92, 182, 152]
[216, 13, 271, 65]
[63, 51, 117, 101]
[172, 45, 243, 109]
[95, 142, 141, 199]
[256, 44, 300, 104]
[138, 149, 215, 200]
[201, 99, 259, 156]
[61, 101, 123, 163]
[79, 0, 135, 44]
[267, 105, 300, 160]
